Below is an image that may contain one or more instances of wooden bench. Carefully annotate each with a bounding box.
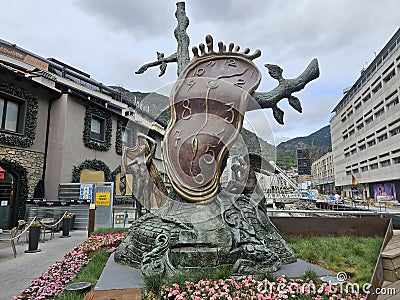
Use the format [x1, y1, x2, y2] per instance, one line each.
[382, 230, 400, 282]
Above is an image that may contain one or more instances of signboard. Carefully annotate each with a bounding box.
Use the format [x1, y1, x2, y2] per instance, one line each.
[373, 182, 397, 201]
[94, 184, 114, 230]
[0, 44, 49, 71]
[95, 190, 111, 206]
[79, 184, 93, 200]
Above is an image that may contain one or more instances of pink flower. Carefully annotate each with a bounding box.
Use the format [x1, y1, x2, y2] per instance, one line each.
[13, 231, 125, 299]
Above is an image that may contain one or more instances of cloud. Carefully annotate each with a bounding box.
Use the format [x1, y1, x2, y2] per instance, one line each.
[72, 0, 176, 39]
[0, 0, 398, 142]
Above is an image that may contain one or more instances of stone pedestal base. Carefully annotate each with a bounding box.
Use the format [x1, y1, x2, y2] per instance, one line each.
[115, 191, 296, 277]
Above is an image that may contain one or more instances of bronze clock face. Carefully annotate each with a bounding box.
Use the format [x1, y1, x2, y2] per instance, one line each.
[163, 54, 261, 202]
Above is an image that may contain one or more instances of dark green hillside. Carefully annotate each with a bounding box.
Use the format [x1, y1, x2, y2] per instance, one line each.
[276, 125, 332, 169]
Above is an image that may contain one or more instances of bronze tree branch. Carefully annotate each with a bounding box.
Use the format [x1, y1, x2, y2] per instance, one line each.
[250, 58, 320, 124]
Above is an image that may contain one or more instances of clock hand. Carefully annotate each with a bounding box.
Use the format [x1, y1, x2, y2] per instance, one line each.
[191, 68, 246, 160]
[191, 84, 212, 159]
[217, 68, 248, 80]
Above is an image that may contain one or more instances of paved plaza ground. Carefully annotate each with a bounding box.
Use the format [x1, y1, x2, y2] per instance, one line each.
[0, 230, 87, 300]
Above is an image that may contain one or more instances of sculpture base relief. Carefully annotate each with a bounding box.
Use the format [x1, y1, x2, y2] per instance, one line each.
[114, 190, 296, 277]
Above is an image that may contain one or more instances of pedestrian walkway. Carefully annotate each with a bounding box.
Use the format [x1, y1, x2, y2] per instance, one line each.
[0, 230, 88, 300]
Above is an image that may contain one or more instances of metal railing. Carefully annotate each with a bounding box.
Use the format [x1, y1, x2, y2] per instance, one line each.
[268, 209, 400, 217]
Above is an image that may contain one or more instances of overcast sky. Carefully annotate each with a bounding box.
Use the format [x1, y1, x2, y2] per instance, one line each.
[1, 0, 398, 145]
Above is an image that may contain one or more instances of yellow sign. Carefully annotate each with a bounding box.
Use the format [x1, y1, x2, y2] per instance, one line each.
[95, 192, 110, 206]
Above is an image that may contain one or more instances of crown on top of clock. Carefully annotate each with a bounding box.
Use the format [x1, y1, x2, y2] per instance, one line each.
[192, 34, 261, 61]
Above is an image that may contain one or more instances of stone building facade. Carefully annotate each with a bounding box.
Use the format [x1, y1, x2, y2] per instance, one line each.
[0, 147, 44, 197]
[0, 39, 165, 229]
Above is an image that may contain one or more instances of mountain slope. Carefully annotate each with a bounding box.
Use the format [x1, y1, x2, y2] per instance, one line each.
[276, 125, 332, 169]
[110, 86, 170, 124]
[278, 125, 331, 149]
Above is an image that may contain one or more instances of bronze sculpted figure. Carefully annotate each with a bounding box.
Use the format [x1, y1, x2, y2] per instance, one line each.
[121, 132, 167, 216]
[115, 1, 319, 277]
[123, 132, 156, 211]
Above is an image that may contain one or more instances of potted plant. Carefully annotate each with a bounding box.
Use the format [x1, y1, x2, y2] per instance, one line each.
[25, 220, 41, 253]
[61, 213, 73, 238]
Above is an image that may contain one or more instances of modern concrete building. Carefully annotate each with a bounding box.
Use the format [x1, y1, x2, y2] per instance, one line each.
[311, 151, 335, 194]
[330, 28, 400, 200]
[0, 39, 165, 229]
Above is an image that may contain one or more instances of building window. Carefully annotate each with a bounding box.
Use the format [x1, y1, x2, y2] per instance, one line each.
[122, 127, 132, 146]
[386, 97, 399, 109]
[350, 149, 356, 155]
[362, 93, 371, 102]
[0, 96, 26, 134]
[357, 123, 364, 130]
[359, 144, 366, 151]
[393, 157, 400, 164]
[391, 126, 400, 137]
[90, 116, 105, 141]
[0, 84, 38, 148]
[370, 163, 378, 170]
[361, 166, 368, 172]
[383, 70, 395, 83]
[377, 133, 388, 142]
[372, 82, 382, 94]
[355, 102, 362, 110]
[374, 108, 385, 118]
[83, 106, 112, 151]
[380, 160, 391, 168]
[346, 170, 351, 176]
[365, 116, 373, 124]
[367, 139, 376, 147]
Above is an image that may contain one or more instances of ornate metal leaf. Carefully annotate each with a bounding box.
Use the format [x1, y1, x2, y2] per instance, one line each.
[288, 96, 302, 113]
[272, 106, 284, 125]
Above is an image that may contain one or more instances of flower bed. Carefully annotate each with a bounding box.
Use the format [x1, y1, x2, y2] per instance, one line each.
[13, 231, 368, 300]
[158, 275, 366, 300]
[12, 231, 125, 300]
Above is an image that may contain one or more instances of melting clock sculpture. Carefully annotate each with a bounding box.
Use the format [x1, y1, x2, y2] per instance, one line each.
[115, 2, 319, 276]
